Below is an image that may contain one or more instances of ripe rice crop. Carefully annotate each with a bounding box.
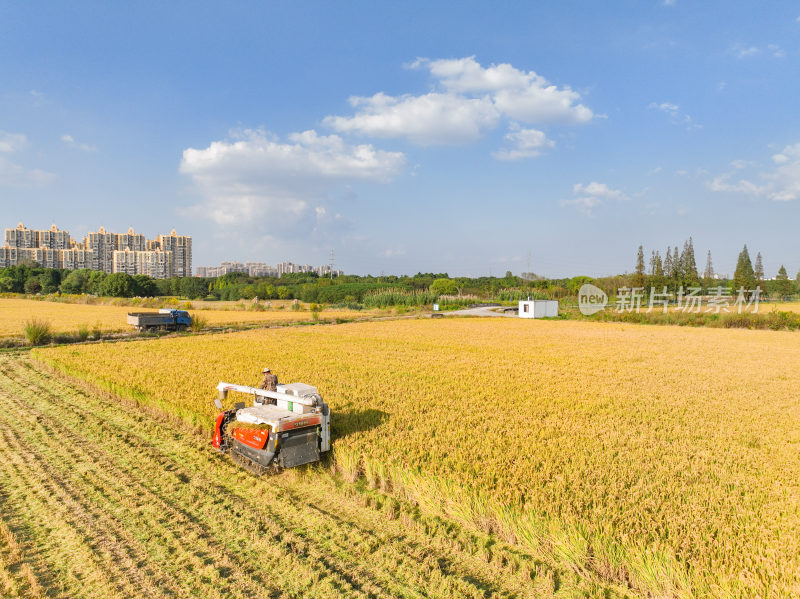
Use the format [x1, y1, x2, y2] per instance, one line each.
[35, 318, 800, 598]
[0, 298, 368, 337]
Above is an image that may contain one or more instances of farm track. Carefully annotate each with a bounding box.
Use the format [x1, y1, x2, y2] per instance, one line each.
[0, 354, 583, 599]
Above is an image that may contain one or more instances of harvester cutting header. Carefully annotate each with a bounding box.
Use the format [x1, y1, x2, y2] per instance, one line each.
[212, 371, 331, 475]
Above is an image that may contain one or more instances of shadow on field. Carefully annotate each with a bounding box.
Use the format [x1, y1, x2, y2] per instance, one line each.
[331, 408, 388, 439]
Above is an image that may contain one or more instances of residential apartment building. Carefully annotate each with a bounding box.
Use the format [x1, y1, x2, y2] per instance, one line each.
[0, 223, 191, 279]
[154, 230, 192, 278]
[5, 223, 71, 249]
[0, 246, 59, 269]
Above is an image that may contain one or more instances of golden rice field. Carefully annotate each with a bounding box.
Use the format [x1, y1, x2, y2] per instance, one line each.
[0, 298, 368, 337]
[35, 319, 800, 598]
[761, 301, 800, 313]
[1, 354, 565, 599]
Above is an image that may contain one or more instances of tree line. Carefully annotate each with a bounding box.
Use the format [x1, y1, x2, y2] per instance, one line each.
[631, 240, 797, 298]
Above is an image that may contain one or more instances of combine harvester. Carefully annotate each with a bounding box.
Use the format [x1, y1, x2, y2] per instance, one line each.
[212, 381, 331, 474]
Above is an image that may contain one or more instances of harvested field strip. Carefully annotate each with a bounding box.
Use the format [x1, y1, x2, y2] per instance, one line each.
[0, 355, 607, 598]
[0, 516, 42, 599]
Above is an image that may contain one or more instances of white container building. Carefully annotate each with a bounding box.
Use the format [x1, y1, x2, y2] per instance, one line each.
[518, 299, 558, 319]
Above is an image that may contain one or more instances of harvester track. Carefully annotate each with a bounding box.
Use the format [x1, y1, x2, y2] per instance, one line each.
[0, 354, 586, 599]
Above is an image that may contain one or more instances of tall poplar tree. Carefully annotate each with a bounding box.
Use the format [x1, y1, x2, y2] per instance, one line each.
[633, 245, 646, 288]
[681, 237, 699, 287]
[734, 245, 756, 292]
[754, 252, 765, 287]
[703, 250, 715, 287]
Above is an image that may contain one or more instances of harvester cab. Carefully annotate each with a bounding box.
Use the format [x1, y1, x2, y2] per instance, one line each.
[212, 381, 331, 475]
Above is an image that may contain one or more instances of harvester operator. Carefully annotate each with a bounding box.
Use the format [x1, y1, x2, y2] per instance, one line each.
[259, 368, 278, 393]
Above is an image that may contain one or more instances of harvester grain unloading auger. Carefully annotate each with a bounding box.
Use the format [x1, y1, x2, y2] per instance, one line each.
[212, 381, 331, 475]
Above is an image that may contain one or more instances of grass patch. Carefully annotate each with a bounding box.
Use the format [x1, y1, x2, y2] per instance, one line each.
[23, 320, 52, 346]
[189, 313, 207, 332]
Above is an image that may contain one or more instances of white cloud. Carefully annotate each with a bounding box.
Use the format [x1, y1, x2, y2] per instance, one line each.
[0, 131, 54, 186]
[492, 124, 554, 161]
[0, 131, 27, 153]
[766, 144, 800, 201]
[730, 159, 753, 170]
[180, 129, 405, 226]
[324, 92, 498, 145]
[325, 56, 593, 147]
[61, 134, 97, 152]
[768, 44, 786, 58]
[708, 174, 765, 195]
[709, 143, 800, 202]
[560, 182, 626, 215]
[731, 44, 760, 58]
[730, 43, 784, 59]
[772, 152, 789, 164]
[0, 158, 55, 186]
[382, 247, 407, 258]
[648, 101, 699, 129]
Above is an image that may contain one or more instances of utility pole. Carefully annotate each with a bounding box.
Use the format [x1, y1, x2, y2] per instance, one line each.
[329, 249, 335, 279]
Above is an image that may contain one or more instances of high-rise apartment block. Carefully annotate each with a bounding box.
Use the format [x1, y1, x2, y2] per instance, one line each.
[0, 222, 191, 279]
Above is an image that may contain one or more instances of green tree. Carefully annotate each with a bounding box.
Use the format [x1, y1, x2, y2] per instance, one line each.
[133, 274, 158, 297]
[754, 252, 765, 287]
[663, 247, 673, 290]
[178, 277, 208, 299]
[60, 269, 91, 294]
[86, 271, 108, 295]
[775, 265, 791, 299]
[680, 237, 699, 287]
[24, 276, 42, 294]
[649, 250, 664, 291]
[703, 250, 715, 288]
[632, 245, 646, 289]
[430, 278, 458, 296]
[98, 272, 137, 297]
[733, 245, 756, 292]
[0, 275, 16, 292]
[39, 270, 61, 293]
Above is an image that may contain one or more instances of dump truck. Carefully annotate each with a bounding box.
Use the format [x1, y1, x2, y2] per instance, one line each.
[212, 381, 331, 475]
[127, 309, 192, 332]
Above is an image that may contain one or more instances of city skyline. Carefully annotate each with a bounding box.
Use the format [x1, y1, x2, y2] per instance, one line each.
[1, 3, 799, 278]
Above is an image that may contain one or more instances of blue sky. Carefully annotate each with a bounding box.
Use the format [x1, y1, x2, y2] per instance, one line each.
[1, 1, 799, 277]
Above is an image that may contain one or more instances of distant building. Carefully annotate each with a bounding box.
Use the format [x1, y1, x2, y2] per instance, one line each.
[5, 223, 71, 250]
[0, 222, 191, 279]
[155, 229, 192, 278]
[60, 247, 93, 271]
[136, 249, 174, 279]
[196, 259, 341, 279]
[246, 262, 278, 277]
